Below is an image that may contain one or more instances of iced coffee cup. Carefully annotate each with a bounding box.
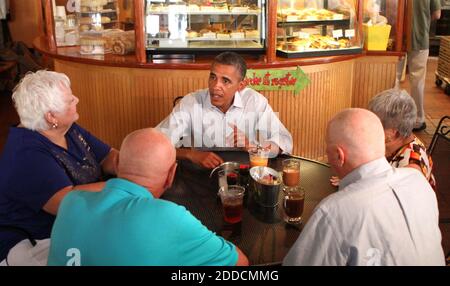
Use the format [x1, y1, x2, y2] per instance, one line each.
[282, 185, 305, 224]
[282, 159, 301, 187]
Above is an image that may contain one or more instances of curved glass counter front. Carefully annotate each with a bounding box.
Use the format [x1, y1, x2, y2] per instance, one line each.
[145, 0, 266, 53]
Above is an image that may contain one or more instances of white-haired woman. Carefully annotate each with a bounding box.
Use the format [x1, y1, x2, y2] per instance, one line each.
[331, 88, 435, 188]
[0, 70, 119, 260]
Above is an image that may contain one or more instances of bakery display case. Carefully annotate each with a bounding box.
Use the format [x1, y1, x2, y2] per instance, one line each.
[276, 0, 363, 58]
[53, 1, 80, 47]
[77, 0, 121, 54]
[144, 0, 266, 53]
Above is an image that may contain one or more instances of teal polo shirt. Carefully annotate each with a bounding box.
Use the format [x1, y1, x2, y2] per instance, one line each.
[47, 178, 238, 266]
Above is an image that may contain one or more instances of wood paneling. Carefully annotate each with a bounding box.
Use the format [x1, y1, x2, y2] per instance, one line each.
[265, 61, 354, 159]
[55, 59, 354, 160]
[8, 0, 41, 47]
[352, 56, 399, 108]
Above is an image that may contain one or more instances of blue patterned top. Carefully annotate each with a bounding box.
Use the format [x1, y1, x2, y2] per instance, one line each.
[0, 123, 110, 260]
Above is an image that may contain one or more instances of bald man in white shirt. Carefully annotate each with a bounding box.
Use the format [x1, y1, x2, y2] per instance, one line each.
[283, 108, 445, 266]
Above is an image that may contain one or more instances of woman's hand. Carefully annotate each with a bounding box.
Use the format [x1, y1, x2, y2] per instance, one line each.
[330, 176, 341, 187]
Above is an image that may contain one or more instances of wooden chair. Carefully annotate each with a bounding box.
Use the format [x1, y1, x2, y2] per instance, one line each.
[428, 116, 450, 223]
[173, 95, 184, 107]
[0, 60, 17, 91]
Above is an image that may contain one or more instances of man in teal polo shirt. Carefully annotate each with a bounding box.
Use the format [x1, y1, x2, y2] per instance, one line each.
[47, 128, 249, 266]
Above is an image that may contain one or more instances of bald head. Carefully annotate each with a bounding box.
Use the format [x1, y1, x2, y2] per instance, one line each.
[326, 108, 385, 176]
[118, 128, 176, 192]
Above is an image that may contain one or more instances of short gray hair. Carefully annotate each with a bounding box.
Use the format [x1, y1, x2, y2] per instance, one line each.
[368, 88, 417, 138]
[12, 70, 71, 131]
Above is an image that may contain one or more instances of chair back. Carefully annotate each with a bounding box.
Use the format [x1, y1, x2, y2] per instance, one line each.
[173, 96, 184, 107]
[0, 226, 49, 266]
[1, 239, 50, 266]
[428, 116, 450, 222]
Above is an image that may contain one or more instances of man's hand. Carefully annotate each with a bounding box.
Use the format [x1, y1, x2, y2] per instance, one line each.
[227, 123, 253, 151]
[432, 10, 441, 21]
[187, 149, 224, 169]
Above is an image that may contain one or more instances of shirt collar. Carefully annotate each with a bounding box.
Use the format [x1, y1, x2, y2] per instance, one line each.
[105, 178, 153, 199]
[339, 157, 392, 190]
[205, 89, 244, 112]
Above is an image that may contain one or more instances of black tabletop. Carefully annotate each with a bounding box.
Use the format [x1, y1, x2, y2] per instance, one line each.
[163, 150, 337, 265]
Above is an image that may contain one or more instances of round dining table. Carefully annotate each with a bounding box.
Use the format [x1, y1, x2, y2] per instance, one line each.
[162, 150, 337, 265]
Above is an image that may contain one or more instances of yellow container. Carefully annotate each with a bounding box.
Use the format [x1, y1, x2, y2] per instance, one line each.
[363, 24, 392, 51]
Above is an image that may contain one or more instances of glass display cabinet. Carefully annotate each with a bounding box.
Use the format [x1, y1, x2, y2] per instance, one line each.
[276, 0, 363, 58]
[362, 0, 399, 51]
[77, 0, 121, 54]
[144, 0, 266, 53]
[51, 0, 135, 55]
[53, 0, 81, 47]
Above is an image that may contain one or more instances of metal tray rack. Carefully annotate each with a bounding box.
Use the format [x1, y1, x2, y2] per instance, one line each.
[435, 36, 450, 95]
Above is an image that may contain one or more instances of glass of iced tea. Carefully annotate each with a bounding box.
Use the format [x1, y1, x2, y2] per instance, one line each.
[248, 148, 269, 168]
[282, 185, 305, 224]
[282, 159, 300, 187]
[218, 185, 245, 224]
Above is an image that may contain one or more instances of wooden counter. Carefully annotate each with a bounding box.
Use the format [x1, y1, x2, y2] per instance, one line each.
[34, 37, 402, 161]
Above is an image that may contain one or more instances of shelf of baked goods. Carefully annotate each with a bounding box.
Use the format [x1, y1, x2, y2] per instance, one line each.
[78, 9, 117, 14]
[148, 36, 260, 41]
[186, 29, 259, 40]
[80, 0, 117, 12]
[146, 4, 261, 14]
[186, 36, 260, 41]
[277, 18, 350, 27]
[147, 41, 263, 49]
[148, 28, 260, 40]
[146, 10, 259, 15]
[277, 8, 348, 22]
[276, 35, 362, 58]
[79, 23, 119, 33]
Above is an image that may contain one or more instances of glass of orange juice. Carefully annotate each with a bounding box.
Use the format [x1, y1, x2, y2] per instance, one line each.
[249, 147, 269, 167]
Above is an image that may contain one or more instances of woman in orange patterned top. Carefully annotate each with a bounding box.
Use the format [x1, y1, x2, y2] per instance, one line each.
[330, 88, 435, 188]
[368, 88, 435, 188]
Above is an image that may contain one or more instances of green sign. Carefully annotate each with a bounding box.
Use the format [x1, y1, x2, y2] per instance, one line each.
[245, 67, 310, 95]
